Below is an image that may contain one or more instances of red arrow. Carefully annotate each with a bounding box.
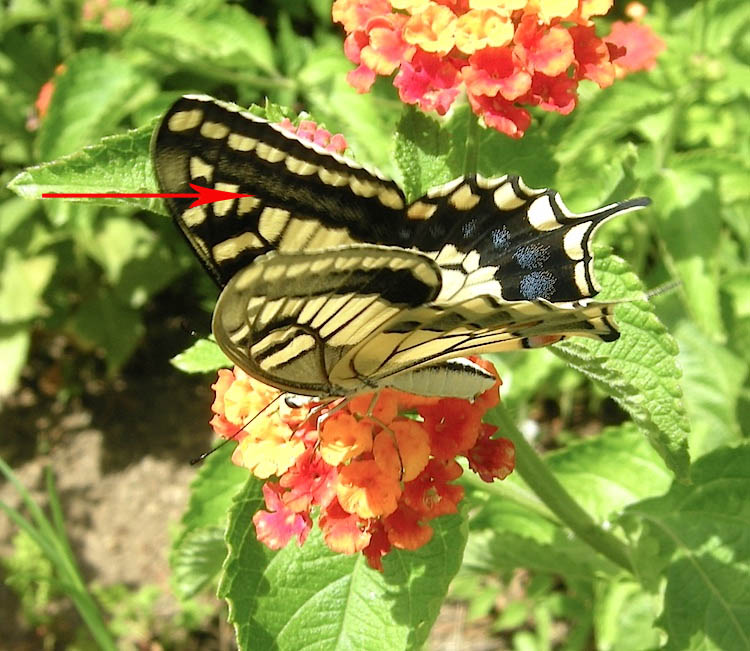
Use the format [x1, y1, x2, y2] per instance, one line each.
[42, 183, 253, 209]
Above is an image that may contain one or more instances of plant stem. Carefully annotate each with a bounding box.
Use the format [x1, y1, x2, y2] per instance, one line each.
[488, 403, 634, 573]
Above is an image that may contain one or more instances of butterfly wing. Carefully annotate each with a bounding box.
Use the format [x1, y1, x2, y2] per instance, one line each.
[213, 245, 619, 398]
[153, 95, 651, 398]
[403, 174, 649, 304]
[151, 94, 408, 286]
[152, 95, 648, 304]
[337, 294, 619, 391]
[212, 245, 443, 396]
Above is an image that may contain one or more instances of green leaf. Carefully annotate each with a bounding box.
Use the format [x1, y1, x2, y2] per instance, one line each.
[621, 444, 750, 650]
[176, 442, 247, 535]
[81, 214, 185, 308]
[724, 272, 750, 363]
[171, 338, 230, 374]
[545, 423, 674, 522]
[219, 478, 467, 650]
[552, 249, 691, 479]
[37, 50, 152, 160]
[648, 168, 724, 338]
[0, 198, 39, 243]
[85, 216, 155, 284]
[702, 0, 750, 53]
[171, 443, 246, 599]
[0, 249, 55, 322]
[675, 322, 747, 457]
[171, 526, 227, 600]
[555, 142, 643, 213]
[0, 326, 31, 398]
[394, 107, 457, 201]
[69, 289, 144, 373]
[126, 5, 277, 75]
[277, 12, 310, 78]
[300, 41, 399, 175]
[467, 424, 671, 576]
[555, 79, 672, 165]
[7, 123, 162, 214]
[477, 119, 557, 188]
[593, 576, 662, 651]
[393, 105, 556, 201]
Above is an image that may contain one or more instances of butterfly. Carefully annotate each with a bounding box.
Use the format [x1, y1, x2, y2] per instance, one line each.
[152, 95, 649, 400]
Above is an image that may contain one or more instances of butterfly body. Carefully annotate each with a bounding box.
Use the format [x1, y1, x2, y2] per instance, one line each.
[153, 95, 650, 399]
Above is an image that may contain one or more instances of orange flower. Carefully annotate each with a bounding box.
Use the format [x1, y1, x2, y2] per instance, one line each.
[337, 459, 402, 518]
[580, 0, 613, 21]
[420, 398, 483, 460]
[253, 484, 311, 549]
[463, 47, 532, 101]
[536, 0, 578, 23]
[469, 0, 526, 12]
[232, 428, 305, 478]
[403, 459, 464, 518]
[391, 420, 430, 480]
[320, 499, 372, 553]
[363, 521, 391, 570]
[277, 117, 348, 153]
[455, 9, 513, 54]
[333, 0, 392, 32]
[347, 389, 399, 423]
[403, 3, 457, 55]
[319, 411, 374, 466]
[605, 20, 666, 77]
[208, 355, 513, 569]
[467, 423, 516, 481]
[391, 0, 431, 12]
[384, 504, 433, 550]
[372, 430, 402, 477]
[221, 368, 280, 426]
[514, 14, 575, 77]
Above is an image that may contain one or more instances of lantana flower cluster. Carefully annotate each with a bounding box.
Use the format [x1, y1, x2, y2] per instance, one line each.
[333, 0, 665, 138]
[210, 358, 514, 571]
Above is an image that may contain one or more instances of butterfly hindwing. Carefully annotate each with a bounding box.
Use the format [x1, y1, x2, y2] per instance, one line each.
[212, 245, 444, 396]
[404, 176, 648, 303]
[213, 245, 619, 397]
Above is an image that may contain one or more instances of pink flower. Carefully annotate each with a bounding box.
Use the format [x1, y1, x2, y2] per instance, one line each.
[332, 0, 663, 138]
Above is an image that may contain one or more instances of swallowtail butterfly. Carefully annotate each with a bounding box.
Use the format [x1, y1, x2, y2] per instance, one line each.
[152, 95, 649, 400]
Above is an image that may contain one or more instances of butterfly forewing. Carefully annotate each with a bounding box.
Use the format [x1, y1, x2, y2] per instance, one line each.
[153, 94, 650, 398]
[151, 94, 409, 286]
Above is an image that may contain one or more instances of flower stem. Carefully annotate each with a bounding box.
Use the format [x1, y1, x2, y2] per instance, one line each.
[488, 403, 634, 573]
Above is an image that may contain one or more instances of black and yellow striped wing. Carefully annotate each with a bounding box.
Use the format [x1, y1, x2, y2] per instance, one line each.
[152, 95, 650, 398]
[212, 245, 623, 398]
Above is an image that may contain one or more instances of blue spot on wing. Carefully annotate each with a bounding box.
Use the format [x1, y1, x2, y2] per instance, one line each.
[520, 270, 556, 300]
[513, 243, 551, 270]
[462, 218, 478, 239]
[491, 226, 510, 250]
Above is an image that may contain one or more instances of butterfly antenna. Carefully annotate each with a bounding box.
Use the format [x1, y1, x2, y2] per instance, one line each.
[646, 278, 682, 300]
[190, 392, 287, 465]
